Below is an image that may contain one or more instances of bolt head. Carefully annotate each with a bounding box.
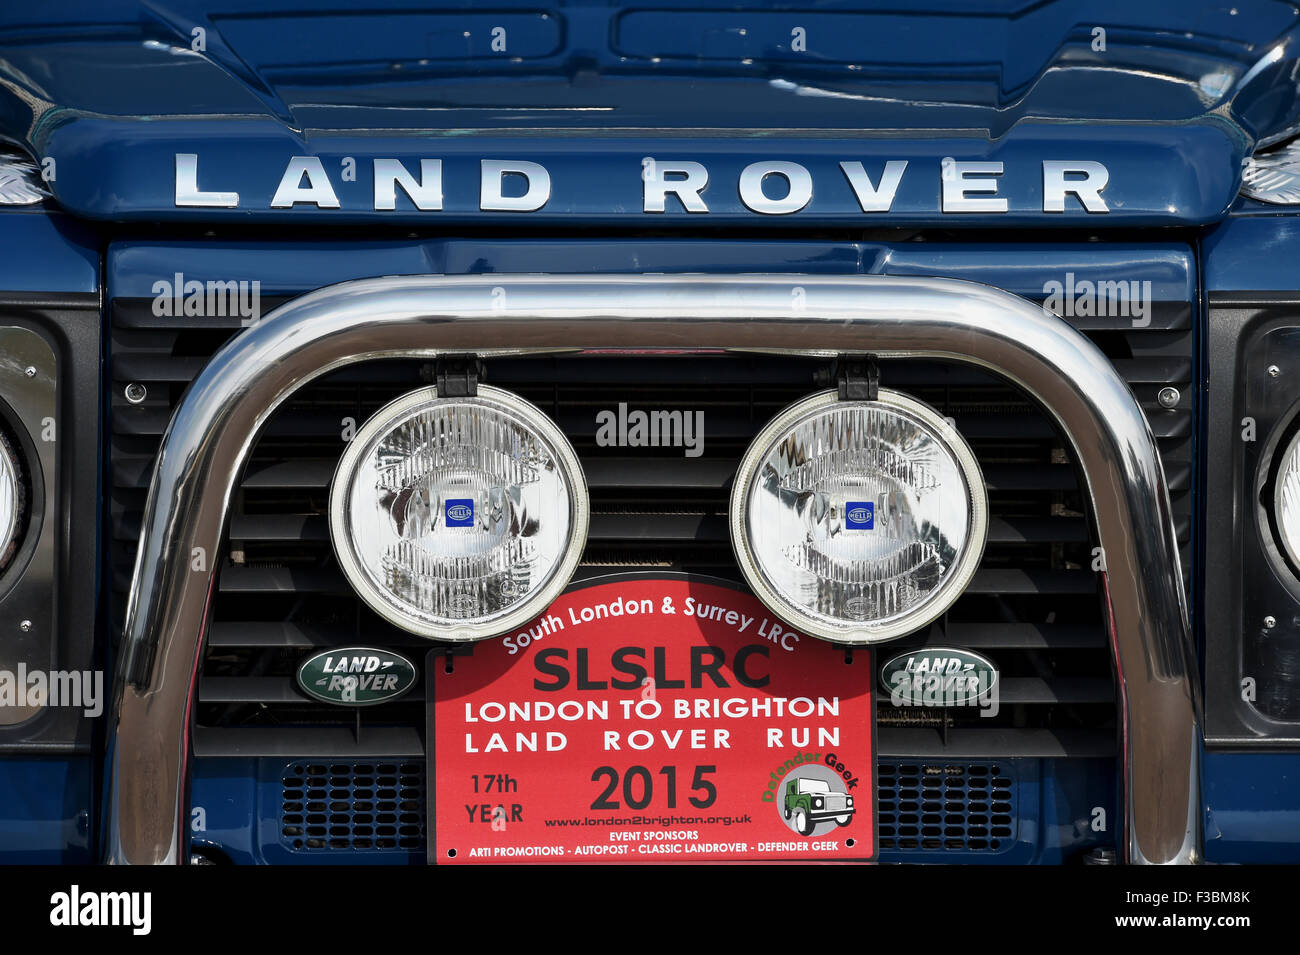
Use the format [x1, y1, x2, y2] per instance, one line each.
[1265, 615, 1278, 630]
[124, 382, 147, 404]
[1269, 365, 1282, 378]
[1157, 386, 1180, 409]
[18, 620, 31, 633]
[23, 366, 35, 378]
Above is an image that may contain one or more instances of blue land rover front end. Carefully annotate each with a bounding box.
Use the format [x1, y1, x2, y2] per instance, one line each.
[1, 1, 1298, 868]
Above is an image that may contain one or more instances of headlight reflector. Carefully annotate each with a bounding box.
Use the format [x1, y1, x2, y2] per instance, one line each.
[1273, 427, 1300, 571]
[730, 388, 987, 644]
[329, 384, 587, 641]
[1242, 140, 1300, 205]
[0, 428, 21, 571]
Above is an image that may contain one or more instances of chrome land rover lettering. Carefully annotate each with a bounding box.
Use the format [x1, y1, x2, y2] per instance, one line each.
[174, 154, 1110, 213]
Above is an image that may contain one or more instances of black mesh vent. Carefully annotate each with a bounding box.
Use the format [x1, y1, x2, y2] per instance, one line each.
[877, 761, 1016, 852]
[279, 761, 425, 851]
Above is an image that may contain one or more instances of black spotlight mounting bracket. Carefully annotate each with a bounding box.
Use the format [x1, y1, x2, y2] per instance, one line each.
[432, 355, 483, 397]
[835, 355, 880, 401]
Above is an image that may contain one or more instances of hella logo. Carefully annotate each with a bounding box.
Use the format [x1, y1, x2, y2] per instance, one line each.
[845, 502, 874, 530]
[445, 500, 474, 526]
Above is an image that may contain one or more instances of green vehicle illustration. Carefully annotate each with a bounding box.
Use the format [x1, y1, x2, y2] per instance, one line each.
[782, 777, 855, 836]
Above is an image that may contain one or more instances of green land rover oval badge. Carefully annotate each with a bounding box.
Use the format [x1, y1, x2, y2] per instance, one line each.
[296, 647, 418, 706]
[880, 647, 998, 708]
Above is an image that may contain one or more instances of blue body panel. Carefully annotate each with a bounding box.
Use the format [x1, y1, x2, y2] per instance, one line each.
[1204, 216, 1300, 293]
[107, 237, 1195, 299]
[5, 1, 1300, 226]
[191, 757, 1116, 865]
[0, 211, 99, 294]
[1205, 752, 1300, 863]
[42, 123, 1242, 227]
[0, 759, 92, 864]
[190, 760, 423, 866]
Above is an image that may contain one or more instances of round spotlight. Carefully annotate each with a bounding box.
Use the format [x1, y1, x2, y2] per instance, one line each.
[0, 427, 25, 573]
[329, 384, 588, 641]
[730, 388, 987, 644]
[1274, 427, 1300, 572]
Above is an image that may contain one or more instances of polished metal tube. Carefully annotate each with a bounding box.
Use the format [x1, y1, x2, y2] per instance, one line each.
[105, 274, 1200, 864]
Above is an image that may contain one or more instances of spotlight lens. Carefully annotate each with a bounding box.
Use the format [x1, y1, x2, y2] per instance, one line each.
[731, 389, 987, 644]
[330, 385, 587, 641]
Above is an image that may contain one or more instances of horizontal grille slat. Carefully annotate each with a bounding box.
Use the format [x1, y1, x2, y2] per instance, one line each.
[198, 676, 425, 704]
[205, 620, 1106, 652]
[994, 677, 1114, 705]
[1111, 357, 1194, 384]
[966, 569, 1097, 595]
[878, 728, 1115, 758]
[227, 458, 1105, 495]
[198, 659, 1101, 710]
[194, 726, 424, 758]
[229, 514, 329, 542]
[207, 622, 433, 648]
[212, 565, 1100, 596]
[218, 566, 347, 593]
[241, 459, 336, 489]
[221, 512, 1089, 545]
[905, 623, 1104, 649]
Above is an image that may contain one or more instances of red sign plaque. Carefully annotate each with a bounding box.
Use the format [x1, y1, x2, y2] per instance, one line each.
[430, 576, 875, 863]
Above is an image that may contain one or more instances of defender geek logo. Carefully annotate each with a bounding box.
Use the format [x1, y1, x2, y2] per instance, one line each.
[445, 499, 474, 527]
[846, 502, 874, 530]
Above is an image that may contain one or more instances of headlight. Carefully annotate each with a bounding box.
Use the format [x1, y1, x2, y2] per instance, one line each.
[0, 148, 48, 206]
[0, 427, 24, 572]
[1242, 140, 1300, 205]
[1274, 427, 1300, 571]
[730, 388, 987, 644]
[329, 384, 588, 641]
[813, 796, 824, 809]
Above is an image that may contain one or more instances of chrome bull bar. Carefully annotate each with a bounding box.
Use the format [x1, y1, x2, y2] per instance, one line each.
[105, 274, 1201, 865]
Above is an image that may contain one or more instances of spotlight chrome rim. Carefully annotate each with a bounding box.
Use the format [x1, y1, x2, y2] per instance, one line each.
[729, 387, 988, 645]
[329, 384, 589, 642]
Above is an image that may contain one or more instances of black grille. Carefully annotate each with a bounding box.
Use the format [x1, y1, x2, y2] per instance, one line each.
[877, 761, 1016, 852]
[279, 760, 425, 851]
[107, 280, 1191, 764]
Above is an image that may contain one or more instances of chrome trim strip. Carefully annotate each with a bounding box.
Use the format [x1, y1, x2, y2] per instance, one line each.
[105, 274, 1200, 865]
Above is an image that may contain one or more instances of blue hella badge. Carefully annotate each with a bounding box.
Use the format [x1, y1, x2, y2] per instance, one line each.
[445, 499, 474, 527]
[846, 502, 874, 530]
